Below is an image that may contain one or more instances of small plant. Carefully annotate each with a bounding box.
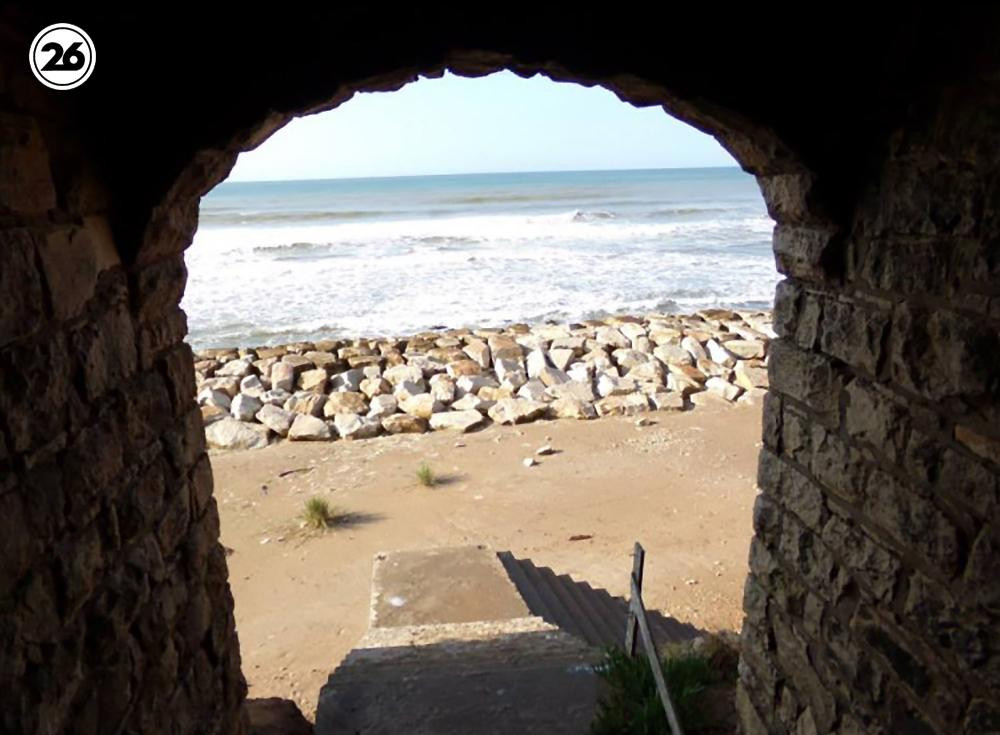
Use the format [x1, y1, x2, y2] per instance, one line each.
[301, 496, 338, 530]
[591, 646, 717, 734]
[416, 462, 436, 487]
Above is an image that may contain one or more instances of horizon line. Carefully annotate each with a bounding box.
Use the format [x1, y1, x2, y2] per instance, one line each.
[223, 163, 741, 185]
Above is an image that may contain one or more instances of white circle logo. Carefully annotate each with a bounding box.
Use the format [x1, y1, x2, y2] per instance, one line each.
[29, 23, 95, 90]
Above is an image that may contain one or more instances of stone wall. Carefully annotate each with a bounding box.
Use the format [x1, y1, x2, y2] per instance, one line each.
[1, 8, 998, 735]
[0, 37, 246, 735]
[738, 84, 1000, 733]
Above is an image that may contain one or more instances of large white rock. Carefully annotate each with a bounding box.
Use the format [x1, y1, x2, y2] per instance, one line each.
[288, 414, 333, 441]
[595, 326, 630, 349]
[429, 410, 486, 432]
[284, 392, 326, 416]
[330, 368, 365, 392]
[463, 340, 492, 368]
[681, 336, 708, 362]
[627, 362, 665, 385]
[205, 417, 270, 450]
[367, 394, 398, 419]
[255, 403, 295, 436]
[239, 374, 266, 397]
[216, 358, 254, 378]
[230, 393, 263, 422]
[706, 377, 743, 402]
[429, 374, 456, 403]
[566, 362, 594, 383]
[612, 349, 651, 369]
[706, 339, 736, 368]
[596, 372, 637, 398]
[725, 339, 766, 359]
[384, 364, 424, 386]
[537, 365, 569, 386]
[526, 350, 549, 379]
[269, 362, 295, 392]
[488, 398, 548, 425]
[456, 374, 499, 396]
[546, 381, 596, 402]
[653, 344, 693, 367]
[734, 360, 769, 389]
[517, 379, 549, 402]
[451, 393, 494, 413]
[360, 376, 391, 398]
[197, 387, 231, 411]
[499, 370, 528, 391]
[649, 390, 685, 411]
[298, 367, 329, 393]
[399, 393, 444, 419]
[618, 322, 647, 343]
[549, 348, 575, 371]
[334, 413, 381, 440]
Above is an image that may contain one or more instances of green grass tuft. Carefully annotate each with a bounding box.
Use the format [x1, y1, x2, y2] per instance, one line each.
[301, 496, 339, 530]
[416, 462, 436, 487]
[591, 646, 717, 734]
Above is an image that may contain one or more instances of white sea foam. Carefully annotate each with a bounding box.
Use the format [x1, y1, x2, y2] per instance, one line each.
[182, 169, 779, 348]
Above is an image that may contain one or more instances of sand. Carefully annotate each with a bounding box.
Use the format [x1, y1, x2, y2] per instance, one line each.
[213, 400, 763, 718]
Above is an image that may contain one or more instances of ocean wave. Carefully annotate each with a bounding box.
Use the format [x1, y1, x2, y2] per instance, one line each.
[201, 208, 394, 225]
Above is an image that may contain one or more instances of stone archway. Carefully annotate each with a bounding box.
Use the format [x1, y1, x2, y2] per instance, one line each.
[1, 9, 998, 734]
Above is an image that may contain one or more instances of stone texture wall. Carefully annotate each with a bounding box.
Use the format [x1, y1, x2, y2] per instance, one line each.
[0, 47, 246, 735]
[1, 8, 998, 735]
[738, 85, 1000, 733]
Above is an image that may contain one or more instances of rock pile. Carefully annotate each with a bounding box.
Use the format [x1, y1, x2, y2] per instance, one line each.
[195, 309, 773, 450]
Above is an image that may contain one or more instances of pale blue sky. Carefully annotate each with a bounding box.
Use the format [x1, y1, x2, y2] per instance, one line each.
[228, 71, 736, 182]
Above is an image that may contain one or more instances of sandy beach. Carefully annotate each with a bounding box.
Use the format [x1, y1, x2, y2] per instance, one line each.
[212, 399, 762, 719]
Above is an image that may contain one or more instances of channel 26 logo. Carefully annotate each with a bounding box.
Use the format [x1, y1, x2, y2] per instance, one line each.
[29, 23, 95, 90]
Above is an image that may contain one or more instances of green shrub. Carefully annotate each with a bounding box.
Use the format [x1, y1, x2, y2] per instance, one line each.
[416, 462, 436, 487]
[591, 646, 715, 734]
[301, 497, 339, 530]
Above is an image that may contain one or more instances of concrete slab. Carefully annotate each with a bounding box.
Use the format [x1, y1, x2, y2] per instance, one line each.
[370, 545, 530, 628]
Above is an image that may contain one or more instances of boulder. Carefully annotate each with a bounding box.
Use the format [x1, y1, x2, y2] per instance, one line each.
[526, 350, 549, 378]
[206, 417, 270, 450]
[706, 377, 743, 402]
[734, 360, 769, 389]
[494, 357, 525, 382]
[381, 414, 428, 434]
[548, 397, 597, 420]
[488, 398, 548, 425]
[399, 393, 444, 419]
[323, 391, 369, 417]
[649, 390, 686, 411]
[367, 394, 398, 419]
[681, 335, 708, 362]
[706, 339, 736, 368]
[201, 404, 228, 426]
[216, 358, 255, 378]
[627, 362, 665, 385]
[446, 359, 482, 378]
[546, 381, 596, 402]
[456, 374, 498, 396]
[595, 326, 630, 348]
[259, 388, 292, 407]
[360, 376, 391, 398]
[334, 413, 381, 440]
[384, 364, 424, 385]
[284, 392, 326, 417]
[197, 387, 231, 411]
[201, 376, 241, 398]
[287, 414, 333, 441]
[231, 393, 263, 422]
[549, 348, 575, 371]
[429, 374, 457, 403]
[429, 410, 486, 432]
[239, 374, 266, 397]
[612, 349, 651, 369]
[256, 404, 295, 437]
[298, 368, 329, 393]
[566, 362, 593, 383]
[653, 344, 693, 367]
[537, 365, 569, 386]
[394, 379, 427, 401]
[280, 354, 314, 374]
[499, 369, 528, 391]
[517, 380, 549, 402]
[723, 339, 766, 359]
[596, 372, 637, 398]
[269, 362, 296, 392]
[463, 340, 491, 368]
[451, 393, 494, 413]
[330, 368, 365, 392]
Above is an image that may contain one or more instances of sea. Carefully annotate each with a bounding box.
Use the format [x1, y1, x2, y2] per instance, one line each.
[182, 167, 777, 350]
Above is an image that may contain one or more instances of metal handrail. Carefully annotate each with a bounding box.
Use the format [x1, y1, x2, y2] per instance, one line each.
[624, 542, 684, 735]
